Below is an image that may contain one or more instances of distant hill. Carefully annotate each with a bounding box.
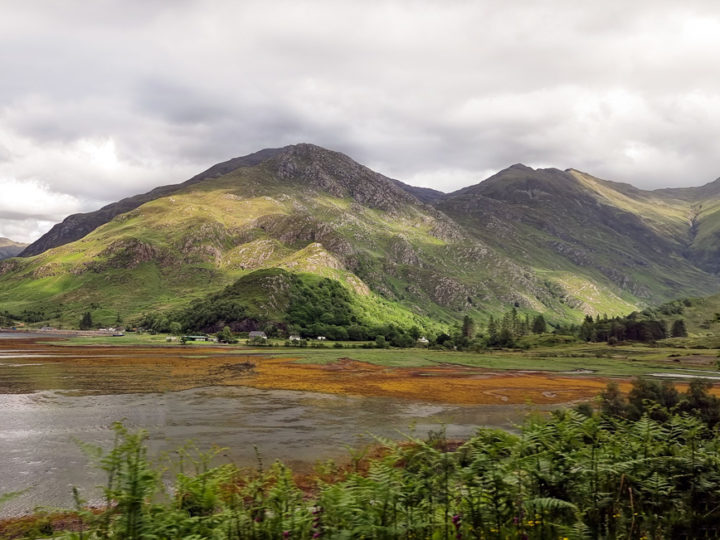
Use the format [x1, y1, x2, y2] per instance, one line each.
[0, 238, 27, 260]
[2, 144, 720, 330]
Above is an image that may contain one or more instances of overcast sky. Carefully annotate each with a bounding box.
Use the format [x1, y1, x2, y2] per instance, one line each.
[3, 0, 720, 242]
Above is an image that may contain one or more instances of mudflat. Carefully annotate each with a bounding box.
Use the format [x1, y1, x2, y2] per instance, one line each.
[0, 336, 628, 403]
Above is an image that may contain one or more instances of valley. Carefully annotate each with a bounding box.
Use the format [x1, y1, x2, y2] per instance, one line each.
[4, 145, 720, 537]
[3, 144, 720, 338]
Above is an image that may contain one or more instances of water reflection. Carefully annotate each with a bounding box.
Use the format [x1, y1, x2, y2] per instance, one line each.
[0, 333, 548, 516]
[0, 385, 540, 515]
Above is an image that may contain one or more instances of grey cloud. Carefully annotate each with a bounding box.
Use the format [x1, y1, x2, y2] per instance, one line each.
[2, 0, 720, 241]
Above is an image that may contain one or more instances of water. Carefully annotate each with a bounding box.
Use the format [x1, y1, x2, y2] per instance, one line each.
[0, 334, 540, 516]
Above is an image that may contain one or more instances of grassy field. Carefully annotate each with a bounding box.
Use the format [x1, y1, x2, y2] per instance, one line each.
[45, 333, 720, 379]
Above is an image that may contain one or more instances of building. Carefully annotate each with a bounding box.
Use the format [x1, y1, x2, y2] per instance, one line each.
[183, 335, 209, 342]
[249, 331, 267, 339]
[289, 335, 302, 341]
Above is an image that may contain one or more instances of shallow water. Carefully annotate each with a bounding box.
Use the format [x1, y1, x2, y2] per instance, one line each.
[0, 334, 543, 516]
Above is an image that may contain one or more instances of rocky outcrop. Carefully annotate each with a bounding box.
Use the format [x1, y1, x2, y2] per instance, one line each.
[253, 214, 356, 261]
[0, 259, 21, 276]
[388, 235, 421, 266]
[81, 238, 172, 273]
[268, 144, 420, 213]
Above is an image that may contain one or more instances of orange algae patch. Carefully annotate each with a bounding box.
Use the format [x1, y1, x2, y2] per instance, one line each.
[247, 357, 631, 405]
[2, 338, 713, 405]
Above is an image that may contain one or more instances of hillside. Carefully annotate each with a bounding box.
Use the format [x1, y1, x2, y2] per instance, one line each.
[0, 237, 27, 261]
[655, 292, 720, 339]
[2, 144, 720, 331]
[436, 166, 719, 316]
[0, 145, 565, 330]
[18, 148, 285, 257]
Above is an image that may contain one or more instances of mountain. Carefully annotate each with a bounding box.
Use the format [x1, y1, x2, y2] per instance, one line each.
[0, 144, 559, 330]
[0, 238, 27, 260]
[435, 165, 719, 312]
[19, 148, 285, 257]
[2, 144, 720, 331]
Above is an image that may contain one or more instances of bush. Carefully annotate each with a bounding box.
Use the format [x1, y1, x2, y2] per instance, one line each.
[40, 409, 720, 539]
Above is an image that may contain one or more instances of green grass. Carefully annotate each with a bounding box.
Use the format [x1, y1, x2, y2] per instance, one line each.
[51, 333, 719, 379]
[266, 343, 718, 377]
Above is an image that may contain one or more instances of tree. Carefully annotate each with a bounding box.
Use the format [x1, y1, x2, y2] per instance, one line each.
[671, 319, 688, 338]
[680, 379, 720, 428]
[169, 321, 183, 336]
[217, 326, 235, 343]
[79, 311, 93, 330]
[626, 378, 679, 421]
[462, 315, 476, 339]
[408, 325, 421, 340]
[486, 316, 498, 344]
[532, 314, 547, 334]
[496, 327, 515, 348]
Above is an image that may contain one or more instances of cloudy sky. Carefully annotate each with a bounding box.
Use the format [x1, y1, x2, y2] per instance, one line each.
[3, 0, 720, 242]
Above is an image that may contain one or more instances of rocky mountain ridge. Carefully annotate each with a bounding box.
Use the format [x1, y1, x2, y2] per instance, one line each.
[2, 144, 720, 329]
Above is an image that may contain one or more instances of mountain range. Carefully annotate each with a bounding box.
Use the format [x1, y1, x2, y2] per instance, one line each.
[1, 143, 720, 331]
[0, 238, 27, 261]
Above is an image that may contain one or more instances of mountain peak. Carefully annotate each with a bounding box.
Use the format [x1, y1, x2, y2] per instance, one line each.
[448, 162, 580, 202]
[0, 237, 27, 261]
[262, 143, 419, 211]
[0, 237, 25, 248]
[20, 143, 424, 257]
[507, 163, 534, 171]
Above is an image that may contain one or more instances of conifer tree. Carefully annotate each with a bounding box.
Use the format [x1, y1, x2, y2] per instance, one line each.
[532, 314, 547, 334]
[79, 311, 93, 330]
[671, 318, 688, 337]
[462, 315, 475, 339]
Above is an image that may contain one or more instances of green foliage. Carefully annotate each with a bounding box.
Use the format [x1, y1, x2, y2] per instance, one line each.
[461, 315, 475, 339]
[600, 377, 720, 428]
[143, 268, 434, 345]
[79, 311, 93, 330]
[579, 311, 667, 343]
[216, 325, 235, 343]
[287, 274, 352, 328]
[168, 321, 183, 336]
[532, 313, 547, 334]
[485, 307, 530, 347]
[671, 318, 688, 337]
[35, 403, 720, 539]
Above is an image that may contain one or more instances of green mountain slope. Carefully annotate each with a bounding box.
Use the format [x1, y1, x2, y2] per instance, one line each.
[2, 144, 720, 331]
[436, 165, 719, 318]
[0, 145, 567, 329]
